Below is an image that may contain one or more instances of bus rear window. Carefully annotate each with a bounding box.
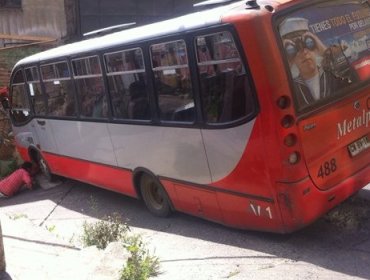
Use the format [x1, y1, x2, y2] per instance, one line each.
[278, 0, 370, 112]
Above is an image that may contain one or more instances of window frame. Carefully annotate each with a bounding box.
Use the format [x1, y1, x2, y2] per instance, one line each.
[71, 54, 109, 120]
[40, 60, 77, 118]
[41, 61, 71, 82]
[103, 47, 152, 121]
[72, 55, 103, 79]
[25, 65, 47, 117]
[104, 47, 146, 75]
[149, 38, 197, 124]
[191, 25, 259, 128]
[9, 68, 32, 126]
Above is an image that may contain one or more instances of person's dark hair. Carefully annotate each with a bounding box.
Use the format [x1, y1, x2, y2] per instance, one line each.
[21, 161, 32, 172]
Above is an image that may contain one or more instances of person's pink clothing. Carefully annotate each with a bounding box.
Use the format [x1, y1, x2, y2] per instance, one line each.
[0, 169, 32, 197]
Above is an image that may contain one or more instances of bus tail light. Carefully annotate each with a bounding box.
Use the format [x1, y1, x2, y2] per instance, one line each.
[284, 133, 297, 147]
[277, 96, 291, 109]
[288, 152, 300, 165]
[281, 115, 294, 128]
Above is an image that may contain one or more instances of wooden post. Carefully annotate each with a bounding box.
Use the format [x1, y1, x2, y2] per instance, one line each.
[0, 219, 5, 271]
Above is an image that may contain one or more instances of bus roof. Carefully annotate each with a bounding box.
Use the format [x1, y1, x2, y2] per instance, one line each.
[15, 1, 250, 68]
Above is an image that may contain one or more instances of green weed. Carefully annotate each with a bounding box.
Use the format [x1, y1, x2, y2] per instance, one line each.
[46, 224, 56, 233]
[81, 213, 160, 280]
[81, 213, 129, 250]
[8, 213, 28, 220]
[120, 235, 160, 280]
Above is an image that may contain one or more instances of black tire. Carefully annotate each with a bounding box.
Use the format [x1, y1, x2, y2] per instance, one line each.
[37, 154, 55, 182]
[140, 174, 172, 217]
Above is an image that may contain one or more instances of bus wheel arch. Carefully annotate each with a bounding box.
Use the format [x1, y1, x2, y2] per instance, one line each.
[133, 168, 173, 217]
[29, 148, 55, 182]
[28, 146, 39, 163]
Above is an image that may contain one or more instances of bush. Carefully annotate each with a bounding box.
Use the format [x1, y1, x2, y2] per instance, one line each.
[81, 213, 129, 250]
[81, 213, 161, 280]
[0, 159, 17, 178]
[120, 235, 160, 280]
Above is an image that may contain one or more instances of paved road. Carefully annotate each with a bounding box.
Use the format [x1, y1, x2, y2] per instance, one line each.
[1, 180, 370, 280]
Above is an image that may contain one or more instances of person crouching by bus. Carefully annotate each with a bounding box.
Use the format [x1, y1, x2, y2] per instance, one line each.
[0, 162, 34, 198]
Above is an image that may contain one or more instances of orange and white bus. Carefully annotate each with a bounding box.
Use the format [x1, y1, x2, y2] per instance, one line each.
[4, 0, 370, 233]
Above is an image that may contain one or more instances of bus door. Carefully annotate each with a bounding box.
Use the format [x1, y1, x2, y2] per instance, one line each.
[277, 0, 370, 190]
[32, 119, 58, 153]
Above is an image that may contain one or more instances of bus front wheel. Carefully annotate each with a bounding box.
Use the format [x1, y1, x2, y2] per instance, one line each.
[37, 154, 55, 182]
[140, 174, 172, 218]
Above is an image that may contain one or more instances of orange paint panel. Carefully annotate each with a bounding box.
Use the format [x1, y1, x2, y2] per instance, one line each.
[43, 152, 138, 198]
[216, 193, 282, 232]
[15, 145, 31, 162]
[276, 163, 370, 233]
[298, 92, 370, 190]
[173, 183, 224, 223]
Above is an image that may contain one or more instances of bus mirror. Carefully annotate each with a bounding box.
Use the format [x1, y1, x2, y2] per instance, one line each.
[1, 98, 10, 110]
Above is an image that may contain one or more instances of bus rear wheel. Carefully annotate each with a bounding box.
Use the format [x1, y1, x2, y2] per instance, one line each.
[140, 174, 172, 217]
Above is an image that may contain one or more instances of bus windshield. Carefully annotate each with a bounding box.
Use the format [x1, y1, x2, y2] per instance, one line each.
[278, 0, 370, 112]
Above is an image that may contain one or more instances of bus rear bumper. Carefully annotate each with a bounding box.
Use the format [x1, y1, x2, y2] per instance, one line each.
[276, 164, 370, 233]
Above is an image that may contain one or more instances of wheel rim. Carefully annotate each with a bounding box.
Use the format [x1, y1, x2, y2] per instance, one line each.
[39, 157, 51, 180]
[146, 181, 164, 210]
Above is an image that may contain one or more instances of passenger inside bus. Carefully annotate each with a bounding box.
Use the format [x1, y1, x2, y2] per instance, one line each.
[127, 80, 150, 119]
[151, 42, 195, 122]
[280, 17, 356, 109]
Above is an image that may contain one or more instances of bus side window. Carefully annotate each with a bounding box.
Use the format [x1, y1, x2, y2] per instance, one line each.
[25, 66, 45, 116]
[195, 31, 252, 124]
[104, 48, 150, 120]
[9, 69, 31, 124]
[150, 40, 195, 122]
[41, 62, 76, 117]
[72, 56, 108, 119]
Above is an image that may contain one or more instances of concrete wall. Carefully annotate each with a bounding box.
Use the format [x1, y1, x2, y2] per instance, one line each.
[0, 0, 67, 42]
[0, 0, 67, 86]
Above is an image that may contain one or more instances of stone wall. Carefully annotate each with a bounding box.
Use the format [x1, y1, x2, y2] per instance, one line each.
[0, 62, 10, 88]
[0, 43, 56, 87]
[0, 0, 68, 41]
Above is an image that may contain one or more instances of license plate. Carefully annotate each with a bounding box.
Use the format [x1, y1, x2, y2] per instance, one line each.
[348, 135, 370, 157]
